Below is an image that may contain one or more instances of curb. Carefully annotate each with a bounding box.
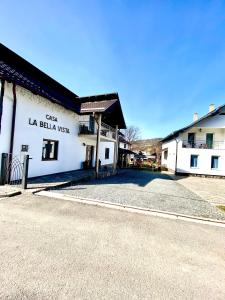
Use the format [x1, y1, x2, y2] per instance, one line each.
[0, 191, 22, 198]
[36, 190, 225, 228]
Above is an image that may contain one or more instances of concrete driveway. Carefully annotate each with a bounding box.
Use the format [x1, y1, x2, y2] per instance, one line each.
[0, 194, 225, 299]
[53, 169, 225, 220]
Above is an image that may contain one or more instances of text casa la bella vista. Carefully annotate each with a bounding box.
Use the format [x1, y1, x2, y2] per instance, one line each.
[28, 114, 70, 133]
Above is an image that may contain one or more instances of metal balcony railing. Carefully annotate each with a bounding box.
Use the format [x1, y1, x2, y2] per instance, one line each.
[79, 121, 96, 135]
[79, 120, 116, 140]
[182, 140, 225, 150]
[101, 122, 116, 140]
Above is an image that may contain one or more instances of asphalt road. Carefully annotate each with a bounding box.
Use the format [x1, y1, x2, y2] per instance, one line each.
[0, 194, 225, 299]
[54, 170, 225, 220]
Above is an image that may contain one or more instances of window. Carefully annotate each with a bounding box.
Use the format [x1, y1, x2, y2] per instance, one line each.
[124, 144, 127, 149]
[105, 148, 110, 159]
[188, 133, 195, 148]
[42, 139, 59, 161]
[163, 150, 168, 160]
[190, 155, 198, 168]
[206, 133, 214, 149]
[211, 156, 219, 169]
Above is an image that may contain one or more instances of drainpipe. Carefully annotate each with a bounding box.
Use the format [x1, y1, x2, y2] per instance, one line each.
[0, 79, 5, 133]
[95, 113, 102, 178]
[8, 83, 17, 181]
[175, 137, 179, 174]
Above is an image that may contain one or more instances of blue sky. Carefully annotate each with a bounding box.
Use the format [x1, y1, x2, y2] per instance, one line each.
[1, 0, 225, 138]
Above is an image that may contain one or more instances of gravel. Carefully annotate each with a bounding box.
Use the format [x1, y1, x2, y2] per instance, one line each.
[54, 169, 225, 220]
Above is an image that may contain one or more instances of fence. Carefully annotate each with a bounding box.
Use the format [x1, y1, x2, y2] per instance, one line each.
[0, 153, 30, 189]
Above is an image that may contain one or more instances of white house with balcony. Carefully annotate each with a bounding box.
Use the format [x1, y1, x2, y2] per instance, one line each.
[161, 104, 225, 177]
[0, 43, 126, 182]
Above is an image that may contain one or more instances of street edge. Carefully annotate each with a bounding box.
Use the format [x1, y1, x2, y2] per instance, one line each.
[36, 190, 225, 228]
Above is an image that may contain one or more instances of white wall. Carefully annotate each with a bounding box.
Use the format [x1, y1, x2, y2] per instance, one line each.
[161, 139, 177, 171]
[99, 141, 115, 166]
[177, 146, 225, 176]
[0, 82, 13, 157]
[1, 83, 87, 177]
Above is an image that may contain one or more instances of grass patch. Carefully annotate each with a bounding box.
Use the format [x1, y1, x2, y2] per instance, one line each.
[217, 205, 225, 213]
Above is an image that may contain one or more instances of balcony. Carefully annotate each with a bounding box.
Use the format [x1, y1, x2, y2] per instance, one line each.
[79, 121, 116, 141]
[182, 140, 225, 150]
[79, 121, 96, 135]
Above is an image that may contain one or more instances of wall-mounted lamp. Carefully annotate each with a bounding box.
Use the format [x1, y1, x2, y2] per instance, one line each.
[83, 143, 86, 146]
[199, 128, 202, 132]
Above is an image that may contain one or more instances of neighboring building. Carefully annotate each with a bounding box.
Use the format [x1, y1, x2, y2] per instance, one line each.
[118, 133, 135, 167]
[161, 104, 225, 177]
[0, 44, 126, 180]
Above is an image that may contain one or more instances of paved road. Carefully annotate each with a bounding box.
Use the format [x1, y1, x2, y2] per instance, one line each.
[0, 194, 225, 299]
[54, 170, 225, 220]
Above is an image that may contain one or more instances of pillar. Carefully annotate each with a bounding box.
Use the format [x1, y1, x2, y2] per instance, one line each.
[113, 125, 119, 173]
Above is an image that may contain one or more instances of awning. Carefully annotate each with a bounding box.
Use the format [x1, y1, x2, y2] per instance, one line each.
[118, 148, 135, 155]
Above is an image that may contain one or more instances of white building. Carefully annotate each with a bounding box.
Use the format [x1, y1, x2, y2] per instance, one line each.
[118, 134, 135, 167]
[0, 44, 126, 180]
[161, 104, 225, 177]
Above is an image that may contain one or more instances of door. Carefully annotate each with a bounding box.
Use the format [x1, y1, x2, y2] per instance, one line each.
[86, 145, 94, 168]
[188, 133, 195, 148]
[206, 133, 213, 149]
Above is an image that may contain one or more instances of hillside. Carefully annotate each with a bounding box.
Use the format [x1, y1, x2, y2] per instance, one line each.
[131, 138, 162, 154]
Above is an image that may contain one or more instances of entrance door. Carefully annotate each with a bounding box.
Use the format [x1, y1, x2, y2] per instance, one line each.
[206, 133, 213, 149]
[188, 133, 195, 148]
[86, 145, 94, 168]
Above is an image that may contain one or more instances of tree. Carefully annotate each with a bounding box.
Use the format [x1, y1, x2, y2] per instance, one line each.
[122, 126, 141, 143]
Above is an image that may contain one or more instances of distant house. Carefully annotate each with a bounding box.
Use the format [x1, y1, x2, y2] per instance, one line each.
[118, 133, 135, 167]
[131, 139, 162, 164]
[161, 104, 225, 177]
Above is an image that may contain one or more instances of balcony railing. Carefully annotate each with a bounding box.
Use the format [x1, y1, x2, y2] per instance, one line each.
[79, 121, 116, 140]
[79, 121, 96, 135]
[101, 122, 116, 140]
[182, 140, 225, 150]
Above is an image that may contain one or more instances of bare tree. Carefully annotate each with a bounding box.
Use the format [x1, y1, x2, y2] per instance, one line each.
[122, 126, 141, 143]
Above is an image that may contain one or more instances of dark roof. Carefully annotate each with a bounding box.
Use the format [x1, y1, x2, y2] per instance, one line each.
[162, 104, 225, 142]
[78, 93, 126, 129]
[80, 99, 117, 112]
[118, 148, 135, 155]
[0, 43, 80, 113]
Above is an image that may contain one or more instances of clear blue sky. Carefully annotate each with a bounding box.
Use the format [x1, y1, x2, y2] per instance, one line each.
[1, 0, 225, 138]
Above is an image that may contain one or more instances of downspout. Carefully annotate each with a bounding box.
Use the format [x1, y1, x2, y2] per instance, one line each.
[175, 138, 178, 174]
[0, 79, 5, 133]
[8, 83, 17, 181]
[9, 83, 17, 155]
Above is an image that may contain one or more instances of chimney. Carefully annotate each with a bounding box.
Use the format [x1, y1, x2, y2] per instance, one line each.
[193, 112, 198, 122]
[209, 104, 215, 112]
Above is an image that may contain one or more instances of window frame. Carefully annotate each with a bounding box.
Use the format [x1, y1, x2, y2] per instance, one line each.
[211, 155, 219, 169]
[163, 150, 168, 160]
[105, 147, 110, 160]
[42, 139, 59, 161]
[190, 154, 198, 168]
